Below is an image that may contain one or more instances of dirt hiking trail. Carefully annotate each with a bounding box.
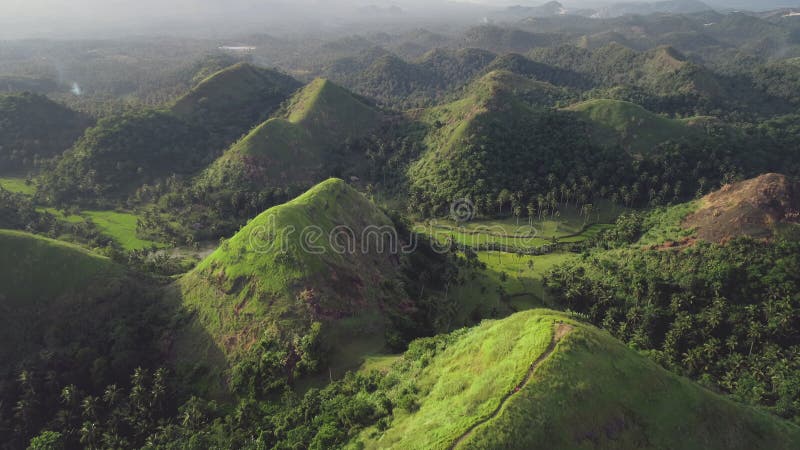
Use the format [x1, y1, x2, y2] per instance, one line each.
[449, 322, 574, 449]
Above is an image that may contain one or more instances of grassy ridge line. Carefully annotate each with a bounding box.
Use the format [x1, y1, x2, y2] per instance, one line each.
[353, 309, 800, 449]
[563, 98, 711, 153]
[354, 311, 561, 449]
[449, 322, 574, 449]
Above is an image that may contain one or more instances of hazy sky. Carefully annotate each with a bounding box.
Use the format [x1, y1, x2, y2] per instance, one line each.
[0, 0, 794, 39]
[0, 1, 487, 38]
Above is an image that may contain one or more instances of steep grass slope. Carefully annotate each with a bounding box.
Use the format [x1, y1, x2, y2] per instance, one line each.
[176, 179, 411, 380]
[564, 98, 710, 154]
[200, 79, 383, 190]
[350, 310, 800, 449]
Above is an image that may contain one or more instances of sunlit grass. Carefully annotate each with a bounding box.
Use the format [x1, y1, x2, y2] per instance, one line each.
[356, 311, 560, 450]
[0, 176, 35, 195]
[37, 207, 163, 250]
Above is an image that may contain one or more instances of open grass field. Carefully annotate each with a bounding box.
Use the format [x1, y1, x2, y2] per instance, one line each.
[416, 201, 621, 251]
[477, 251, 577, 308]
[0, 176, 35, 195]
[38, 207, 164, 250]
[84, 210, 162, 250]
[447, 250, 578, 328]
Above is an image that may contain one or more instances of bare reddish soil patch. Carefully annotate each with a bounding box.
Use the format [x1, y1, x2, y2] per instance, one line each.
[683, 173, 800, 243]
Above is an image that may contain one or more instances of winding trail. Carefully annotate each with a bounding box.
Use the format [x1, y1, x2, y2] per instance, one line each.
[448, 323, 574, 450]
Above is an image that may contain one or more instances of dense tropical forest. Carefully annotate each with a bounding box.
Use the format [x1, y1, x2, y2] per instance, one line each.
[2, 1, 800, 449]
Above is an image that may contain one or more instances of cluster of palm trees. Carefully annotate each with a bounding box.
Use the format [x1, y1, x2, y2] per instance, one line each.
[15, 367, 174, 449]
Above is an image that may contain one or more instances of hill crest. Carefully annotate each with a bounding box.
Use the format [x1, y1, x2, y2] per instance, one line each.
[564, 98, 710, 153]
[683, 173, 800, 242]
[170, 62, 300, 123]
[200, 79, 383, 189]
[175, 179, 424, 391]
[351, 309, 800, 449]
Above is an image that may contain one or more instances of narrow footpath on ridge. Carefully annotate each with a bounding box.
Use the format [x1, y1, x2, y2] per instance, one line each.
[449, 322, 574, 449]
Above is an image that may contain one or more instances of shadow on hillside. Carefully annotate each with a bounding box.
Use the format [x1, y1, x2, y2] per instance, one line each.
[158, 281, 231, 402]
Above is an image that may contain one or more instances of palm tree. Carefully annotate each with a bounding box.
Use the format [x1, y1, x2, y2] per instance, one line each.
[82, 395, 99, 422]
[527, 203, 535, 226]
[537, 195, 545, 221]
[80, 421, 100, 449]
[610, 192, 619, 212]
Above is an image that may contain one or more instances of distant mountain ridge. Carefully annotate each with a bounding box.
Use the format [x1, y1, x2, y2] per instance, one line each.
[591, 0, 714, 18]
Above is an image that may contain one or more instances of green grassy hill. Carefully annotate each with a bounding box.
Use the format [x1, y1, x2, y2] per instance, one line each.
[0, 229, 122, 303]
[407, 69, 623, 213]
[349, 310, 800, 449]
[200, 79, 383, 191]
[175, 179, 428, 393]
[39, 64, 299, 202]
[0, 230, 126, 365]
[170, 62, 300, 142]
[0, 92, 90, 173]
[564, 98, 711, 154]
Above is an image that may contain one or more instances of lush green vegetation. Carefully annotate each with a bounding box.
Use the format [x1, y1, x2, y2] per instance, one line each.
[348, 310, 800, 449]
[107, 308, 794, 449]
[0, 176, 35, 195]
[0, 93, 90, 173]
[38, 63, 299, 204]
[38, 109, 212, 202]
[4, 12, 800, 449]
[0, 231, 177, 448]
[547, 209, 800, 422]
[174, 179, 458, 399]
[170, 62, 301, 146]
[200, 78, 383, 192]
[564, 98, 709, 154]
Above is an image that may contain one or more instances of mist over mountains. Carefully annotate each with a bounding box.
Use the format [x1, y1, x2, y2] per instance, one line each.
[2, 0, 799, 38]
